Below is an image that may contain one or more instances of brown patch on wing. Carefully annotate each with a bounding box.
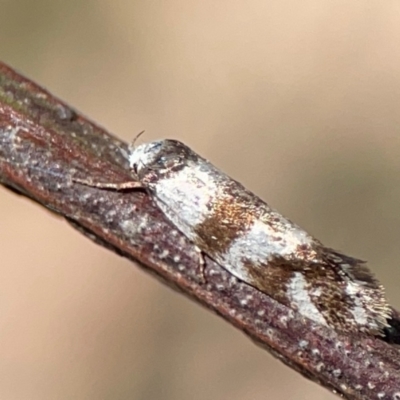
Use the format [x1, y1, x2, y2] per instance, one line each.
[243, 257, 301, 306]
[242, 254, 381, 333]
[321, 247, 391, 334]
[324, 248, 380, 288]
[194, 194, 259, 255]
[301, 264, 356, 331]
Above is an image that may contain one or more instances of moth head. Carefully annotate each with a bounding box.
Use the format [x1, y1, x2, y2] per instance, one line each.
[129, 139, 193, 180]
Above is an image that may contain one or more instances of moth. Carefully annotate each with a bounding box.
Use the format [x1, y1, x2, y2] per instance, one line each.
[79, 138, 392, 336]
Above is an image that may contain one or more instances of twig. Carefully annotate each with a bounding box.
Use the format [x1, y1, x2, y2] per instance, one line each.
[0, 61, 399, 399]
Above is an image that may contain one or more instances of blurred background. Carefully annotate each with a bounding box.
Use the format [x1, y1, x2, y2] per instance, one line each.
[1, 1, 400, 399]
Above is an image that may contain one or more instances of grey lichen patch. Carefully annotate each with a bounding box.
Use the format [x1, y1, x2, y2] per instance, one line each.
[55, 104, 77, 121]
[298, 340, 309, 348]
[315, 362, 325, 372]
[266, 328, 275, 338]
[332, 369, 342, 378]
[120, 217, 148, 238]
[311, 348, 320, 356]
[159, 249, 170, 259]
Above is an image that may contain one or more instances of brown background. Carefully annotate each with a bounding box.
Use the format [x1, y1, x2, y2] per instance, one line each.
[1, 1, 400, 399]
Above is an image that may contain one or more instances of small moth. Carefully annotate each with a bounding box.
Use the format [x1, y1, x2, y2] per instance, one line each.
[82, 138, 392, 336]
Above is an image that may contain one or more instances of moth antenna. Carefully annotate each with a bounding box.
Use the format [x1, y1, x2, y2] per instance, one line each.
[130, 130, 146, 153]
[128, 130, 146, 177]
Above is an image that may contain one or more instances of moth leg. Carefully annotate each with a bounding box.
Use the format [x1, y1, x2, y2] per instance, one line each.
[73, 177, 145, 190]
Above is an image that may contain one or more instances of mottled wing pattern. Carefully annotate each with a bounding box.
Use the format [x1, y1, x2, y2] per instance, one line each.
[129, 139, 392, 336]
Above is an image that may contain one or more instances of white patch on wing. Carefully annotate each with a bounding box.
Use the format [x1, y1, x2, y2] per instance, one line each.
[153, 165, 218, 240]
[345, 281, 368, 327]
[286, 272, 328, 326]
[223, 219, 314, 282]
